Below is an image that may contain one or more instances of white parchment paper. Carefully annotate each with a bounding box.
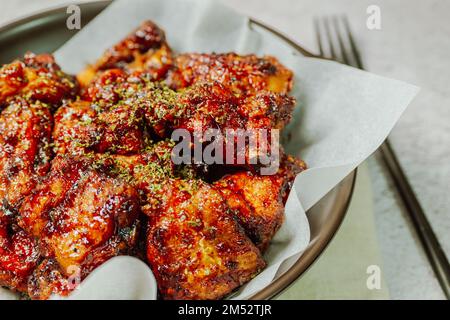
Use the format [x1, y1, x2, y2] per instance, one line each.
[0, 0, 419, 300]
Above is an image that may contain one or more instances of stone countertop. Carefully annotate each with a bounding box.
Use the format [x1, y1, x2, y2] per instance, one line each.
[0, 0, 447, 299]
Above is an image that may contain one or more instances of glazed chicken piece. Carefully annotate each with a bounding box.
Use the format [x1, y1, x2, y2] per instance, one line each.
[0, 52, 74, 211]
[103, 140, 198, 208]
[100, 143, 266, 300]
[0, 52, 77, 107]
[27, 258, 71, 300]
[55, 69, 168, 156]
[0, 98, 52, 292]
[76, 21, 293, 96]
[145, 179, 265, 300]
[0, 53, 77, 295]
[102, 141, 175, 203]
[0, 98, 47, 290]
[0, 98, 53, 213]
[76, 69, 294, 171]
[166, 52, 294, 95]
[0, 215, 39, 293]
[81, 69, 183, 138]
[214, 155, 306, 252]
[0, 53, 75, 210]
[18, 155, 140, 299]
[77, 21, 173, 86]
[53, 99, 146, 156]
[79, 69, 294, 143]
[174, 80, 295, 132]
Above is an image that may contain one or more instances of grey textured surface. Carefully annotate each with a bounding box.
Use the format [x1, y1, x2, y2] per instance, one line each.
[368, 155, 444, 299]
[0, 0, 447, 299]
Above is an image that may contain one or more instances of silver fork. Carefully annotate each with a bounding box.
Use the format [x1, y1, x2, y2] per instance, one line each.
[314, 15, 450, 299]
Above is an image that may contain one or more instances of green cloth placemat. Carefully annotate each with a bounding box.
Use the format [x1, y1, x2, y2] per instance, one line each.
[276, 162, 389, 299]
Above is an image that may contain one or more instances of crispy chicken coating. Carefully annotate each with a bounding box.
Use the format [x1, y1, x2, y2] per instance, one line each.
[0, 53, 77, 295]
[214, 155, 306, 252]
[80, 69, 294, 138]
[18, 156, 140, 299]
[0, 98, 53, 212]
[0, 53, 75, 213]
[99, 144, 268, 300]
[77, 21, 173, 86]
[82, 69, 183, 138]
[72, 69, 294, 171]
[53, 99, 146, 155]
[166, 53, 294, 95]
[175, 81, 295, 132]
[0, 217, 39, 293]
[0, 53, 77, 107]
[146, 179, 265, 300]
[76, 22, 292, 97]
[107, 141, 176, 199]
[27, 258, 70, 300]
[0, 98, 52, 292]
[102, 140, 198, 211]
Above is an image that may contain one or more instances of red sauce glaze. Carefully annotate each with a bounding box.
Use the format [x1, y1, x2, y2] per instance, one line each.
[214, 155, 307, 252]
[146, 179, 266, 300]
[0, 53, 77, 107]
[166, 53, 293, 95]
[19, 156, 140, 299]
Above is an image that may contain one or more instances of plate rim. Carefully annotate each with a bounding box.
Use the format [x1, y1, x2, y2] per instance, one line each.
[0, 0, 357, 300]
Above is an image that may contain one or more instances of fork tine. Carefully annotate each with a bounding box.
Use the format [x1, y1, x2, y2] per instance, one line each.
[332, 16, 350, 65]
[323, 17, 337, 60]
[342, 15, 364, 68]
[313, 17, 324, 57]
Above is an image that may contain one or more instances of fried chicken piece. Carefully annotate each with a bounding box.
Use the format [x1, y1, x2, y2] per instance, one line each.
[214, 155, 306, 252]
[0, 216, 39, 293]
[166, 53, 293, 95]
[107, 141, 175, 196]
[79, 69, 294, 170]
[0, 98, 53, 213]
[53, 101, 97, 155]
[54, 70, 148, 156]
[18, 155, 140, 299]
[164, 81, 294, 169]
[175, 81, 295, 132]
[53, 99, 146, 156]
[145, 179, 265, 300]
[0, 100, 48, 291]
[0, 53, 76, 210]
[101, 140, 198, 209]
[76, 20, 292, 96]
[0, 54, 71, 295]
[27, 258, 71, 300]
[77, 21, 173, 86]
[82, 69, 294, 139]
[0, 53, 77, 107]
[110, 145, 270, 299]
[81, 69, 181, 138]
